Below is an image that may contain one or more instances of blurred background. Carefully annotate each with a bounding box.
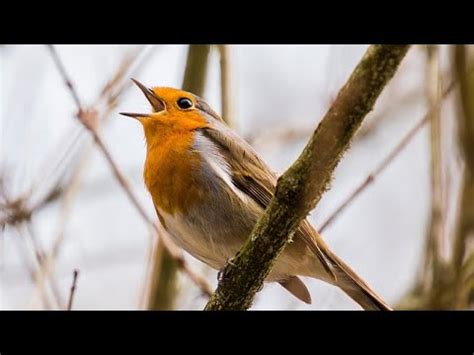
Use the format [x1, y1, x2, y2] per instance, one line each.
[1, 45, 473, 310]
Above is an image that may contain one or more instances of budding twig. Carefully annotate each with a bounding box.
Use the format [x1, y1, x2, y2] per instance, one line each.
[67, 269, 79, 310]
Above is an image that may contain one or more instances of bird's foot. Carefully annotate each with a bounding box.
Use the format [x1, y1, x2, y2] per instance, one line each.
[217, 257, 237, 282]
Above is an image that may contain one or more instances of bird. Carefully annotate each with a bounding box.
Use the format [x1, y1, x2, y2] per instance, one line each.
[121, 79, 391, 310]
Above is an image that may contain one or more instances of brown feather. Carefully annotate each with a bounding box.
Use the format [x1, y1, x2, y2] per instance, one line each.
[200, 119, 389, 310]
[279, 276, 312, 304]
[200, 124, 336, 280]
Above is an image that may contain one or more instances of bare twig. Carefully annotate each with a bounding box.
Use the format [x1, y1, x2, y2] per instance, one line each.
[355, 86, 422, 140]
[318, 74, 457, 233]
[67, 269, 79, 310]
[246, 122, 315, 147]
[0, 186, 62, 229]
[1, 47, 152, 309]
[421, 45, 445, 293]
[48, 45, 213, 297]
[396, 46, 474, 310]
[205, 45, 410, 310]
[246, 86, 421, 147]
[217, 45, 235, 126]
[48, 46, 83, 108]
[7, 46, 154, 229]
[452, 45, 474, 295]
[29, 47, 156, 308]
[12, 226, 53, 310]
[24, 222, 64, 309]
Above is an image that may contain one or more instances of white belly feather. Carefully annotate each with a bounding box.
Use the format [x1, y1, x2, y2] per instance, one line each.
[155, 132, 255, 270]
[155, 132, 313, 281]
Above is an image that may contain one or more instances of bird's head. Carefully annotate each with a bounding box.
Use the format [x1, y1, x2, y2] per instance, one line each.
[121, 79, 221, 146]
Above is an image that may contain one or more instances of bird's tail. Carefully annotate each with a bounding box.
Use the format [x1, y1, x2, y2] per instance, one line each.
[322, 247, 391, 311]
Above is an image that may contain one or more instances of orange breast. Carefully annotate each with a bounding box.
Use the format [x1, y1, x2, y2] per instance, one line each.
[144, 131, 204, 215]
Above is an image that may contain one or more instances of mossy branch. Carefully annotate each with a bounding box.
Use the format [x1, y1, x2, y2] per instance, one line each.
[147, 45, 211, 310]
[204, 45, 410, 310]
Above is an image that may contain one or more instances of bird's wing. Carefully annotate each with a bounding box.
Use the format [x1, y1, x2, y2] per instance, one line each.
[200, 120, 336, 280]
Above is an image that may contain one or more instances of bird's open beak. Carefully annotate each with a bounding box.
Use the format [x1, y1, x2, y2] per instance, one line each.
[131, 78, 165, 112]
[119, 112, 149, 121]
[120, 79, 166, 122]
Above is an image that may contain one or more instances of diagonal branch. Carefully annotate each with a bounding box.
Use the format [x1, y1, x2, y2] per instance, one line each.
[205, 45, 410, 310]
[30, 47, 155, 308]
[1, 46, 154, 230]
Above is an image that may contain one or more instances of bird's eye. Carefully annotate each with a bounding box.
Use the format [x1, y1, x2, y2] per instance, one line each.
[177, 97, 193, 109]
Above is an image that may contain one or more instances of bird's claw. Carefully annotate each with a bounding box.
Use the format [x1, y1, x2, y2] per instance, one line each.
[217, 257, 236, 282]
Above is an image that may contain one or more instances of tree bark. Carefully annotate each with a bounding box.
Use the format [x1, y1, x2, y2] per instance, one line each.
[205, 45, 410, 311]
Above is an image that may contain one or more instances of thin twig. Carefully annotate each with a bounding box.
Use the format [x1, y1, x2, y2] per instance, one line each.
[318, 75, 457, 233]
[30, 46, 153, 208]
[0, 47, 153, 231]
[13, 226, 53, 310]
[422, 45, 445, 292]
[3, 49, 152, 310]
[355, 86, 422, 140]
[67, 269, 79, 310]
[396, 47, 474, 310]
[0, 186, 62, 229]
[217, 45, 235, 127]
[48, 45, 213, 297]
[29, 47, 156, 308]
[24, 222, 64, 309]
[246, 86, 421, 147]
[48, 46, 83, 108]
[140, 226, 161, 309]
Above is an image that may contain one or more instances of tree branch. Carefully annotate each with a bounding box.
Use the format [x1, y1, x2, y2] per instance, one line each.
[205, 45, 410, 310]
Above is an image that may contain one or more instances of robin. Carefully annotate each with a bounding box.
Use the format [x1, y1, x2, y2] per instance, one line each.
[121, 79, 391, 310]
